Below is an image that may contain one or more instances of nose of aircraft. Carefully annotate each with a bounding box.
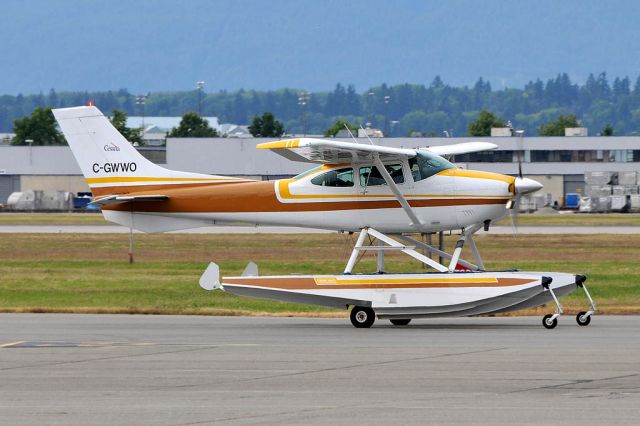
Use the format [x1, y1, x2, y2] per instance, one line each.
[515, 177, 543, 195]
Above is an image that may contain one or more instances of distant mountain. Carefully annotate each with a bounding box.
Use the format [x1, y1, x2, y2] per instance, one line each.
[2, 0, 640, 94]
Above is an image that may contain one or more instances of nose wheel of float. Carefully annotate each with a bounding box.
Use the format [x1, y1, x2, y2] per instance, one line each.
[541, 275, 597, 329]
[576, 312, 591, 326]
[542, 314, 559, 329]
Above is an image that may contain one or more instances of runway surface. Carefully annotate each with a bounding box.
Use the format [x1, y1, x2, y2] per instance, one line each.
[1, 314, 638, 425]
[1, 224, 639, 234]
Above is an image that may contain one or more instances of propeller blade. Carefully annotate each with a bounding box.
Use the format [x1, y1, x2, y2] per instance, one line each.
[516, 131, 524, 179]
[517, 151, 523, 179]
[508, 193, 521, 237]
[511, 129, 525, 236]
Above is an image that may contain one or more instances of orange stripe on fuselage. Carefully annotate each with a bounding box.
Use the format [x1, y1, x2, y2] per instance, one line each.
[90, 180, 244, 197]
[104, 180, 508, 213]
[86, 176, 244, 184]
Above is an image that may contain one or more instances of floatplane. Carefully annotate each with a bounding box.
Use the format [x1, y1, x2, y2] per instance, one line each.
[53, 106, 596, 329]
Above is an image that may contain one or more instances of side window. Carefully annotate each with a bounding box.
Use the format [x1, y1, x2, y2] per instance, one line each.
[409, 152, 455, 181]
[359, 164, 405, 186]
[311, 167, 354, 187]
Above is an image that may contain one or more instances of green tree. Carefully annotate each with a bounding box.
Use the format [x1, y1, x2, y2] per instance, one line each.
[467, 110, 506, 136]
[324, 119, 358, 137]
[12, 107, 66, 145]
[169, 112, 218, 137]
[601, 123, 614, 136]
[109, 109, 143, 145]
[537, 113, 580, 136]
[248, 112, 284, 137]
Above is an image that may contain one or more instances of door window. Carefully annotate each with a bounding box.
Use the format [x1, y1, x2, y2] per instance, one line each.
[359, 164, 405, 186]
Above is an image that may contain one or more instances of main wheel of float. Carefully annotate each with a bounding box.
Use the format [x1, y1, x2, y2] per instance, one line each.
[350, 306, 376, 328]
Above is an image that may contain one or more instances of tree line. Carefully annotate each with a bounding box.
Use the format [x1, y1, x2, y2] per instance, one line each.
[3, 72, 640, 136]
[10, 108, 285, 145]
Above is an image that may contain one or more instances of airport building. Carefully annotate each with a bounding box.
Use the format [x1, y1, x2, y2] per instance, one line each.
[1, 136, 639, 209]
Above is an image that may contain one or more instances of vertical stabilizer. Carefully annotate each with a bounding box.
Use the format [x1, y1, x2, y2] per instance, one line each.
[53, 106, 249, 197]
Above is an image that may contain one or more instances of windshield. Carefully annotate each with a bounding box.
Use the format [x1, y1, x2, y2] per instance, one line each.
[409, 151, 456, 181]
[292, 166, 322, 180]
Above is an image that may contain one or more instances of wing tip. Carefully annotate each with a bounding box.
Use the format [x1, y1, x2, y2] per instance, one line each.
[256, 139, 301, 149]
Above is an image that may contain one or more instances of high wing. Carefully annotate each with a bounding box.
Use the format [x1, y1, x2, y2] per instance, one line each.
[257, 138, 416, 163]
[91, 194, 169, 206]
[257, 138, 497, 164]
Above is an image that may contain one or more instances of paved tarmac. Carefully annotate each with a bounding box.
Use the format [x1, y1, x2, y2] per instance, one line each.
[0, 314, 638, 425]
[1, 224, 639, 234]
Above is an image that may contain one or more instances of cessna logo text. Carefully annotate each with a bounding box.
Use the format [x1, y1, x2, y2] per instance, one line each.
[93, 162, 137, 173]
[103, 143, 120, 151]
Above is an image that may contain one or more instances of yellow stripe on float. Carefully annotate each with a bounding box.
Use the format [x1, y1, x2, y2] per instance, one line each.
[315, 277, 499, 285]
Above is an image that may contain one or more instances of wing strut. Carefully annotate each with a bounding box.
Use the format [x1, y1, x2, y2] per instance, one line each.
[372, 153, 423, 229]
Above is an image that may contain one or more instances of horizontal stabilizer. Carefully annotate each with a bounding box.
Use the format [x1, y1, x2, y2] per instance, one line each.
[91, 194, 169, 206]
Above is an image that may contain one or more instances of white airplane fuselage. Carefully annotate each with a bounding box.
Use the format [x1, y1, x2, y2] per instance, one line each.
[101, 162, 520, 234]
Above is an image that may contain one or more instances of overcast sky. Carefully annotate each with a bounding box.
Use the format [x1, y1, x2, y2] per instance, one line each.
[2, 0, 640, 94]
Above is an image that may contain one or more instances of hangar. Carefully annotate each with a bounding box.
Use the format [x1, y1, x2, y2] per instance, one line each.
[1, 136, 639, 208]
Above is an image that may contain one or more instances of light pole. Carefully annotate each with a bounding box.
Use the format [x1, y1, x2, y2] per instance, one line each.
[383, 95, 391, 136]
[26, 139, 34, 165]
[136, 95, 147, 135]
[298, 91, 309, 136]
[368, 91, 374, 126]
[196, 81, 205, 115]
[390, 120, 399, 137]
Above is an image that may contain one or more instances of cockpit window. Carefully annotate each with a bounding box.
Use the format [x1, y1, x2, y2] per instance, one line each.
[359, 164, 405, 186]
[311, 167, 354, 187]
[409, 151, 456, 181]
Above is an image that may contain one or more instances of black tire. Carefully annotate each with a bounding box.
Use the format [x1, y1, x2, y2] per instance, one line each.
[576, 311, 591, 326]
[350, 306, 375, 328]
[542, 314, 558, 329]
[390, 319, 411, 326]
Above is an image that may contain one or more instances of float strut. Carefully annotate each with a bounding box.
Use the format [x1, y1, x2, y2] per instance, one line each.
[576, 275, 596, 319]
